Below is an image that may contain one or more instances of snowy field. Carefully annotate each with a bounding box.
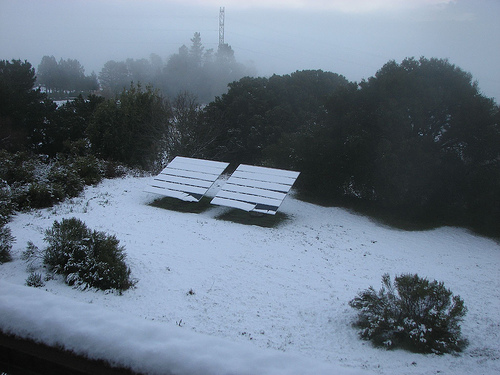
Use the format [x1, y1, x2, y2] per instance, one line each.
[1, 175, 499, 375]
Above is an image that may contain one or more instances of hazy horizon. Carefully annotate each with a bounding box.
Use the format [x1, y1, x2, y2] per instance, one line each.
[1, 0, 499, 102]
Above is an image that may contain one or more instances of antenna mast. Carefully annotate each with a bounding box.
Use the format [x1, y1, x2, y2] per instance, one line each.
[219, 7, 225, 47]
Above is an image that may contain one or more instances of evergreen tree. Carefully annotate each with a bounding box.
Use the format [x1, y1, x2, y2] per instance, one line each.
[99, 60, 130, 97]
[189, 32, 204, 68]
[0, 223, 14, 264]
[318, 57, 500, 233]
[36, 55, 59, 93]
[37, 56, 98, 96]
[0, 59, 56, 153]
[126, 58, 153, 85]
[204, 70, 349, 165]
[87, 84, 170, 170]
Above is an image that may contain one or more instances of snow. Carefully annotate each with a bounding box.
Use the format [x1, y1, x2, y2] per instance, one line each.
[1, 175, 499, 375]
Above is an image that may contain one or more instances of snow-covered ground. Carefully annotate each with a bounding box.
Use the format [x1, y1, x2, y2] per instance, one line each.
[1, 176, 499, 375]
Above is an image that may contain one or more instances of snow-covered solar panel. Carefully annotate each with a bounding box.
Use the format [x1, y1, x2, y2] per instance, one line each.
[145, 156, 229, 202]
[211, 164, 300, 215]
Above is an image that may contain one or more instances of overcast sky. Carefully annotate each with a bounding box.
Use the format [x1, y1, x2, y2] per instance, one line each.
[1, 0, 499, 102]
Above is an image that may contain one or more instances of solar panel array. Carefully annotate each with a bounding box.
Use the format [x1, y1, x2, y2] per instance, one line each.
[145, 156, 229, 202]
[146, 157, 300, 214]
[211, 164, 300, 215]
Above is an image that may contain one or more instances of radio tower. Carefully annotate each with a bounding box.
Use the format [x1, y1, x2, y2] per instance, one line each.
[219, 7, 225, 47]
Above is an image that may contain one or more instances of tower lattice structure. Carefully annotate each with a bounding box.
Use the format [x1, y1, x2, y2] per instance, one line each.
[219, 7, 225, 47]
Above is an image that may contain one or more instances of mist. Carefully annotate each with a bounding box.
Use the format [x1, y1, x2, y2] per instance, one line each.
[1, 0, 499, 102]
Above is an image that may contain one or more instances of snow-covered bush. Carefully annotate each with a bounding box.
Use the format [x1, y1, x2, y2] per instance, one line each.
[0, 223, 14, 264]
[0, 179, 13, 225]
[22, 241, 44, 272]
[103, 160, 128, 179]
[48, 162, 81, 197]
[73, 154, 104, 185]
[0, 151, 36, 185]
[25, 272, 45, 288]
[0, 151, 109, 212]
[22, 182, 56, 209]
[43, 217, 134, 292]
[349, 273, 468, 354]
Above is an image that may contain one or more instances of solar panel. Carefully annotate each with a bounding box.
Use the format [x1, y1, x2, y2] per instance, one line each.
[145, 156, 229, 202]
[211, 164, 300, 215]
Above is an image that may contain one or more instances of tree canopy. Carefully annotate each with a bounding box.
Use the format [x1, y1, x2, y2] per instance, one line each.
[37, 56, 98, 97]
[202, 70, 350, 164]
[87, 84, 170, 170]
[260, 58, 499, 234]
[0, 59, 56, 153]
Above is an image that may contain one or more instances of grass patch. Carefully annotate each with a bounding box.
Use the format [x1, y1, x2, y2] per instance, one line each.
[215, 209, 289, 228]
[149, 196, 212, 214]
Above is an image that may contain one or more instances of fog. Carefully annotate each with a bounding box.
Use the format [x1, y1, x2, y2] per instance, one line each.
[1, 0, 499, 102]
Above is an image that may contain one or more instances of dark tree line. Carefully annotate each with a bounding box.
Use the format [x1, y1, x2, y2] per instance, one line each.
[182, 58, 499, 235]
[1, 57, 499, 236]
[1, 59, 176, 228]
[37, 56, 98, 97]
[321, 58, 500, 233]
[1, 59, 195, 170]
[35, 33, 253, 104]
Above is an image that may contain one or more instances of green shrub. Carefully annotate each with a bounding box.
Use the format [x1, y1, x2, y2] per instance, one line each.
[0, 151, 126, 213]
[0, 180, 14, 225]
[13, 180, 62, 210]
[0, 151, 36, 185]
[73, 155, 103, 185]
[103, 160, 127, 179]
[43, 217, 134, 292]
[25, 182, 56, 209]
[48, 162, 84, 198]
[0, 223, 14, 264]
[349, 273, 468, 354]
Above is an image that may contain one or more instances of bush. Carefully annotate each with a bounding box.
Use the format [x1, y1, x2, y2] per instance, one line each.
[0, 223, 14, 264]
[13, 181, 59, 210]
[349, 273, 468, 354]
[73, 155, 103, 185]
[0, 151, 102, 211]
[43, 217, 134, 292]
[22, 241, 44, 272]
[48, 162, 85, 199]
[24, 182, 56, 209]
[103, 161, 127, 179]
[0, 151, 128, 214]
[0, 179, 14, 225]
[25, 272, 45, 288]
[0, 151, 36, 185]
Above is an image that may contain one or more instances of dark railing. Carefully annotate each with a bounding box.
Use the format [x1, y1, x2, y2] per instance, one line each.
[0, 331, 140, 375]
